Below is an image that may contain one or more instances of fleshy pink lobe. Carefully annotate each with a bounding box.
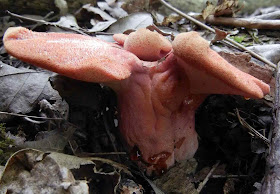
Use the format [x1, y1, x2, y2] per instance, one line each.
[3, 27, 270, 175]
[3, 27, 140, 82]
[172, 31, 270, 98]
[114, 29, 172, 61]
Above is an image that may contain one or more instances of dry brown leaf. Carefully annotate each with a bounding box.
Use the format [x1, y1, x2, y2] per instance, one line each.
[0, 149, 89, 194]
[215, 0, 240, 17]
[154, 159, 197, 194]
[121, 0, 160, 13]
[162, 14, 183, 26]
[202, 0, 241, 19]
[211, 28, 230, 43]
[202, 1, 216, 20]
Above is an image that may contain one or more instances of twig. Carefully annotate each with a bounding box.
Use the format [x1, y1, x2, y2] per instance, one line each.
[235, 109, 270, 146]
[103, 107, 121, 162]
[87, 156, 132, 176]
[30, 11, 56, 30]
[211, 174, 248, 178]
[197, 161, 220, 193]
[159, 0, 276, 69]
[205, 15, 280, 30]
[0, 111, 64, 120]
[6, 10, 89, 36]
[77, 152, 127, 156]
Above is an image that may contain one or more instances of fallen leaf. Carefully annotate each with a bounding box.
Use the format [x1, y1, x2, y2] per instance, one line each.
[202, 0, 241, 19]
[107, 12, 153, 33]
[48, 152, 94, 169]
[20, 125, 75, 152]
[161, 14, 183, 26]
[0, 149, 135, 193]
[248, 44, 280, 64]
[0, 16, 15, 37]
[105, 0, 116, 5]
[53, 14, 79, 28]
[88, 20, 116, 32]
[154, 159, 197, 193]
[50, 152, 132, 193]
[202, 1, 216, 20]
[54, 0, 68, 15]
[0, 62, 62, 116]
[215, 0, 240, 17]
[211, 28, 230, 43]
[97, 2, 128, 18]
[83, 4, 116, 21]
[0, 149, 89, 194]
[121, 0, 151, 13]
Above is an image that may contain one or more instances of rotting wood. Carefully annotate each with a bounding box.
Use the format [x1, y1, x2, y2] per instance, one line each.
[260, 61, 280, 194]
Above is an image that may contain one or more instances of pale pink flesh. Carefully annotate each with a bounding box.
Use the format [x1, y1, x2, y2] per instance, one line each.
[3, 27, 140, 82]
[117, 54, 206, 173]
[3, 27, 270, 174]
[113, 29, 172, 61]
[172, 31, 270, 98]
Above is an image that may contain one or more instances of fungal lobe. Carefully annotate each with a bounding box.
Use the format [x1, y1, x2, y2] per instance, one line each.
[3, 27, 270, 174]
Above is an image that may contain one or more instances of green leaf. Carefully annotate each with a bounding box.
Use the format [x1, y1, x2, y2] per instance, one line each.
[232, 35, 246, 43]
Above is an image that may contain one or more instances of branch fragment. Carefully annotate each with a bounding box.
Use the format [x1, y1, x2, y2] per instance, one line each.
[205, 15, 280, 30]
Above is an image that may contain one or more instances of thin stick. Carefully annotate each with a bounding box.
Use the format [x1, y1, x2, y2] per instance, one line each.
[197, 161, 220, 193]
[78, 152, 127, 156]
[235, 109, 270, 146]
[159, 0, 276, 69]
[74, 151, 127, 158]
[0, 111, 64, 120]
[103, 108, 121, 162]
[6, 10, 89, 36]
[211, 174, 248, 178]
